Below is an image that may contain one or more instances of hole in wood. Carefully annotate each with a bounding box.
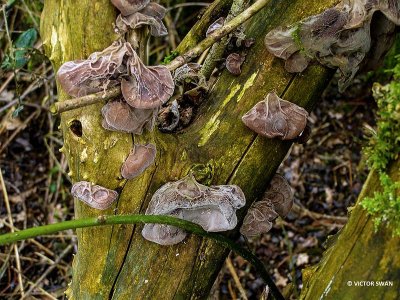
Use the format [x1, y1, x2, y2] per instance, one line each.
[69, 120, 82, 137]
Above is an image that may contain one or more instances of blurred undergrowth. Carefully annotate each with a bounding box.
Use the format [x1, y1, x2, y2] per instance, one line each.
[1, 0, 44, 117]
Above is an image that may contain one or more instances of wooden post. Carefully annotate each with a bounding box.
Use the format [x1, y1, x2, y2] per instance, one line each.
[40, 0, 337, 298]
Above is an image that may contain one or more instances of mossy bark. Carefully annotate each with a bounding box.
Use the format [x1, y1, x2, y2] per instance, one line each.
[300, 159, 400, 300]
[40, 0, 338, 299]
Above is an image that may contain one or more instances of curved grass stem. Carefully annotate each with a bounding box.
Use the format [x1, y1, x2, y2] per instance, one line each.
[0, 214, 284, 300]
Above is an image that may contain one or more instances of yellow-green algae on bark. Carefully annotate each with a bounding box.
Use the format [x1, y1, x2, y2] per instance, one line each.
[300, 159, 400, 300]
[41, 0, 337, 299]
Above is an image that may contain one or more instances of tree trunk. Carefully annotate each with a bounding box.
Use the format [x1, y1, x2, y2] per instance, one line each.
[300, 159, 400, 300]
[40, 0, 337, 299]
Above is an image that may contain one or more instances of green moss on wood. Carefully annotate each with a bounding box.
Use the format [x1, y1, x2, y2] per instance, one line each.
[41, 0, 337, 299]
[362, 59, 400, 234]
[300, 160, 400, 300]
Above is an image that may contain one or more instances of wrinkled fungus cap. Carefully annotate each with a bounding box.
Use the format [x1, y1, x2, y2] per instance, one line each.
[121, 143, 157, 179]
[242, 92, 308, 140]
[142, 174, 246, 245]
[115, 3, 168, 36]
[101, 100, 157, 134]
[121, 50, 174, 109]
[240, 201, 278, 238]
[226, 53, 246, 75]
[71, 181, 118, 210]
[57, 42, 130, 97]
[240, 174, 293, 237]
[111, 0, 150, 16]
[263, 174, 293, 218]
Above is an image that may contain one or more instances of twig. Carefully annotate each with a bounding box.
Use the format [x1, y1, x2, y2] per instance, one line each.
[226, 256, 248, 300]
[0, 214, 285, 300]
[49, 85, 121, 114]
[168, 2, 210, 11]
[51, 0, 270, 114]
[0, 167, 25, 297]
[167, 0, 268, 70]
[201, 0, 249, 79]
[291, 203, 348, 225]
[22, 244, 74, 299]
[0, 108, 40, 155]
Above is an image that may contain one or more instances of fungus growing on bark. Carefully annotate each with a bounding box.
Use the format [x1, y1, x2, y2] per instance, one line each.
[121, 50, 174, 109]
[101, 100, 157, 134]
[263, 174, 293, 218]
[206, 17, 224, 37]
[71, 181, 118, 210]
[242, 92, 308, 140]
[115, 2, 168, 37]
[264, 0, 400, 91]
[240, 201, 278, 237]
[142, 174, 246, 245]
[226, 53, 246, 75]
[111, 0, 150, 16]
[240, 174, 293, 238]
[57, 41, 130, 97]
[121, 143, 156, 179]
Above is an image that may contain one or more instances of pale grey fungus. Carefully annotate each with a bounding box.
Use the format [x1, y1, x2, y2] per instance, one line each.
[142, 174, 246, 245]
[111, 0, 150, 16]
[121, 50, 175, 109]
[206, 17, 225, 37]
[265, 0, 400, 91]
[101, 100, 157, 134]
[57, 41, 130, 97]
[121, 143, 156, 179]
[71, 181, 118, 210]
[242, 92, 308, 140]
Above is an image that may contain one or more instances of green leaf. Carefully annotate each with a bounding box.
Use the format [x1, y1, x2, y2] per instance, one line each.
[3, 29, 38, 70]
[14, 28, 37, 49]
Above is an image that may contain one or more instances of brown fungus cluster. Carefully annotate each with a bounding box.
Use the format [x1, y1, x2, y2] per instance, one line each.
[240, 174, 293, 238]
[71, 181, 119, 210]
[62, 0, 173, 209]
[158, 63, 208, 132]
[265, 0, 400, 91]
[142, 174, 246, 245]
[242, 91, 309, 140]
